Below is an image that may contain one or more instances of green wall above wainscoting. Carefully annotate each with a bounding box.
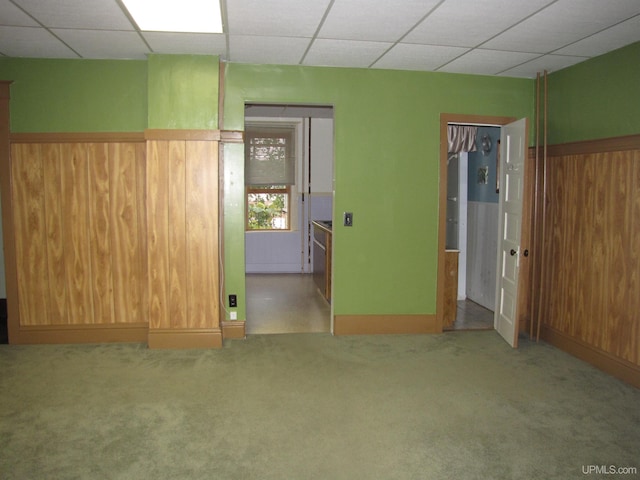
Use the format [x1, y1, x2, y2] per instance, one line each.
[0, 58, 148, 133]
[147, 55, 219, 130]
[547, 41, 640, 145]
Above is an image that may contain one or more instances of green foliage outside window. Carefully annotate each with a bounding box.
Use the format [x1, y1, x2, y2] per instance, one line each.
[247, 188, 288, 230]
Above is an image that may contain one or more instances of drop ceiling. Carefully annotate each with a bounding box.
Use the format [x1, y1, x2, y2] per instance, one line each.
[1, 0, 639, 78]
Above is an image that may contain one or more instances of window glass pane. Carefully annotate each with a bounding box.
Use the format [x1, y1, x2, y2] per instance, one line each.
[247, 189, 289, 230]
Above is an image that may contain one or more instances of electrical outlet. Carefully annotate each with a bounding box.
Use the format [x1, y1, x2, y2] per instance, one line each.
[230, 311, 237, 320]
[344, 212, 353, 227]
[229, 294, 237, 308]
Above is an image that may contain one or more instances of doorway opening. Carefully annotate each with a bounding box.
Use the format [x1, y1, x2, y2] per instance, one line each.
[243, 103, 334, 335]
[438, 114, 518, 334]
[445, 125, 501, 331]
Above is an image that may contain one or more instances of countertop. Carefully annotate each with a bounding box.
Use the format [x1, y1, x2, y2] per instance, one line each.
[312, 220, 333, 233]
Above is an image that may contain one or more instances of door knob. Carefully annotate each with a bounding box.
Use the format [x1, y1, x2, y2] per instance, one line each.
[523, 249, 529, 257]
[510, 249, 517, 256]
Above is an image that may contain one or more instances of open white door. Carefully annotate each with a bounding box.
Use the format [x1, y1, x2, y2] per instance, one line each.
[494, 118, 527, 347]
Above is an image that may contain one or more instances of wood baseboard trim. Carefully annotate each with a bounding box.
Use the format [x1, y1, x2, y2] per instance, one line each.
[148, 328, 223, 349]
[10, 323, 148, 345]
[334, 314, 438, 336]
[541, 326, 640, 389]
[221, 321, 246, 339]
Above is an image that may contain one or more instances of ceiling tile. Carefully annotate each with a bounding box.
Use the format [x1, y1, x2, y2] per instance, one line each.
[483, 0, 640, 53]
[373, 43, 469, 71]
[229, 35, 310, 65]
[13, 0, 134, 30]
[498, 54, 587, 78]
[226, 0, 331, 37]
[318, 0, 440, 42]
[53, 29, 149, 59]
[438, 49, 541, 76]
[303, 39, 392, 68]
[0, 0, 39, 26]
[555, 15, 640, 57]
[143, 32, 227, 56]
[406, 0, 555, 47]
[0, 25, 78, 58]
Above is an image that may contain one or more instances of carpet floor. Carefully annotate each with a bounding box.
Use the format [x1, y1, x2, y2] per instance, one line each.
[1, 331, 639, 479]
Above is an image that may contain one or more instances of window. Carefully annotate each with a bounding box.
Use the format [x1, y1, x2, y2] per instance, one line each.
[245, 124, 296, 231]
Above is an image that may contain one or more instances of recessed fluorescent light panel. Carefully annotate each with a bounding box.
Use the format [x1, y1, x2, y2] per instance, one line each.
[122, 0, 223, 33]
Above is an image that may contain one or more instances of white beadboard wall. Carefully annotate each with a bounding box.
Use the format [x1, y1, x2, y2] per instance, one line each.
[466, 201, 498, 311]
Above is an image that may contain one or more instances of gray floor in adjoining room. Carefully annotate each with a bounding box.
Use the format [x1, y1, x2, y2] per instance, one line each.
[245, 273, 494, 334]
[245, 273, 331, 335]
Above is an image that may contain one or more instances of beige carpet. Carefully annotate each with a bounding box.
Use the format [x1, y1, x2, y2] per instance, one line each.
[1, 331, 639, 479]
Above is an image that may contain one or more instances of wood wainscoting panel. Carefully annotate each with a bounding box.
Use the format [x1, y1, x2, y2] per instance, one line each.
[146, 136, 220, 347]
[110, 142, 148, 324]
[88, 142, 114, 325]
[43, 144, 68, 325]
[62, 143, 95, 324]
[147, 140, 171, 330]
[168, 140, 187, 329]
[185, 141, 219, 329]
[11, 143, 50, 326]
[9, 138, 148, 342]
[539, 146, 640, 369]
[334, 314, 438, 335]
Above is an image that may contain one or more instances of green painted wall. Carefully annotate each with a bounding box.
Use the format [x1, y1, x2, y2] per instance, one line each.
[0, 58, 147, 132]
[147, 55, 219, 129]
[223, 64, 534, 321]
[547, 41, 640, 144]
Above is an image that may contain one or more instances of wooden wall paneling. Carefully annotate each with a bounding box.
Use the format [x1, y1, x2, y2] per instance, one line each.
[109, 142, 144, 324]
[185, 141, 219, 330]
[11, 143, 50, 326]
[42, 144, 68, 325]
[602, 152, 635, 363]
[88, 142, 115, 324]
[168, 140, 187, 329]
[147, 140, 170, 330]
[632, 151, 640, 366]
[61, 143, 94, 324]
[541, 147, 640, 373]
[571, 154, 592, 344]
[134, 142, 149, 325]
